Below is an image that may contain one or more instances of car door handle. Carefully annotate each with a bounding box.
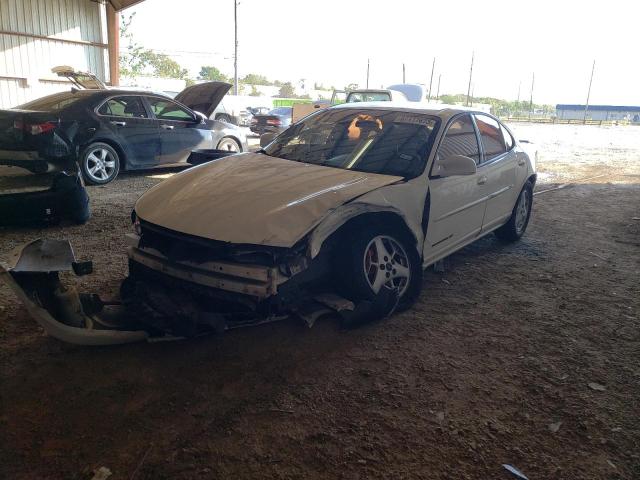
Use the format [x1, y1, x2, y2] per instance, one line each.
[477, 175, 488, 185]
[160, 124, 174, 130]
[518, 158, 526, 166]
[110, 121, 126, 127]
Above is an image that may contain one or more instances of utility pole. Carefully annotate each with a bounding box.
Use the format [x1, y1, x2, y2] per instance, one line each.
[516, 80, 521, 117]
[466, 51, 474, 107]
[583, 60, 596, 123]
[427, 57, 435, 101]
[402, 63, 406, 83]
[436, 74, 441, 99]
[529, 72, 535, 120]
[366, 58, 370, 88]
[233, 0, 238, 95]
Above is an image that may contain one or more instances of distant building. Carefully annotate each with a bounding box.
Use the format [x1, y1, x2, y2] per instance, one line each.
[556, 104, 640, 122]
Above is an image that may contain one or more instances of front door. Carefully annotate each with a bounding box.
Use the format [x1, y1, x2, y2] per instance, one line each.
[424, 114, 485, 264]
[97, 95, 160, 167]
[144, 96, 210, 165]
[473, 114, 518, 232]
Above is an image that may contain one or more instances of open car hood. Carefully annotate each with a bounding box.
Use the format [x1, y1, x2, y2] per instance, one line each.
[173, 81, 231, 118]
[135, 153, 402, 247]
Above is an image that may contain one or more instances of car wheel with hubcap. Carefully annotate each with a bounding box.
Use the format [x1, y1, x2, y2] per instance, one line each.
[495, 182, 533, 241]
[338, 227, 421, 311]
[81, 142, 120, 185]
[217, 137, 241, 152]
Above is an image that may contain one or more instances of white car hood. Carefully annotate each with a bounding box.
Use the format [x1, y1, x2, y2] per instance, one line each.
[135, 153, 403, 247]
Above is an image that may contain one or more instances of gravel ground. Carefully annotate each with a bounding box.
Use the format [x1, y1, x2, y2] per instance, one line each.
[0, 123, 639, 479]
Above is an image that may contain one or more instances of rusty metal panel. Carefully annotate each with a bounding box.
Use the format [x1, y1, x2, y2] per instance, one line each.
[0, 0, 108, 108]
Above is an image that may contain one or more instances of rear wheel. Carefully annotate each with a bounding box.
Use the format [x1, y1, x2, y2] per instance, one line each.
[81, 142, 120, 185]
[337, 227, 421, 311]
[217, 137, 241, 152]
[495, 182, 533, 242]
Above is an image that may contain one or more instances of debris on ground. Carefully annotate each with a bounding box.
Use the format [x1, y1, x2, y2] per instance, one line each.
[90, 466, 112, 480]
[588, 382, 607, 391]
[548, 421, 563, 433]
[502, 464, 529, 480]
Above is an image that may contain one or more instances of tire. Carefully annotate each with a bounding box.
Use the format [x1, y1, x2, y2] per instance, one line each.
[80, 142, 120, 185]
[337, 226, 421, 311]
[495, 182, 533, 242]
[216, 137, 242, 153]
[216, 114, 234, 124]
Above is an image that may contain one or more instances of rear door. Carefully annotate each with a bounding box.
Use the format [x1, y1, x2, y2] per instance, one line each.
[473, 114, 518, 231]
[96, 96, 160, 167]
[424, 114, 486, 262]
[144, 96, 210, 165]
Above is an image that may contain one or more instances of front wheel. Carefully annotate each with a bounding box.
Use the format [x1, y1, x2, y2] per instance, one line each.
[80, 142, 120, 185]
[495, 182, 533, 242]
[217, 137, 241, 152]
[337, 227, 421, 311]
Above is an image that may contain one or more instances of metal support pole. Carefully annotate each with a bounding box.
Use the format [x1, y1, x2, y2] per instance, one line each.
[436, 74, 441, 99]
[366, 58, 370, 88]
[529, 72, 535, 120]
[427, 57, 435, 101]
[402, 63, 406, 83]
[583, 60, 596, 123]
[466, 51, 474, 107]
[233, 0, 238, 95]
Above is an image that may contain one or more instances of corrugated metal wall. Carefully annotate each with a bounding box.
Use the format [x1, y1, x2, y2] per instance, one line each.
[0, 0, 108, 108]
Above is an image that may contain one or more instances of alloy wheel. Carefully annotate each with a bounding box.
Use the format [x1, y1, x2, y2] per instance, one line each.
[515, 189, 530, 234]
[85, 147, 117, 183]
[218, 138, 240, 152]
[363, 235, 411, 297]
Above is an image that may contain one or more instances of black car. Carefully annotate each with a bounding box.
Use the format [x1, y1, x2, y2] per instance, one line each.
[249, 107, 292, 135]
[0, 81, 248, 185]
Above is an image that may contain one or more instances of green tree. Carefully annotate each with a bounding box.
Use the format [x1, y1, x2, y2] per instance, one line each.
[119, 13, 189, 80]
[242, 73, 272, 85]
[278, 82, 296, 98]
[199, 66, 231, 82]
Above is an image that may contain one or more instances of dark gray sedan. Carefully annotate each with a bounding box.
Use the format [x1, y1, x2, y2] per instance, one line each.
[0, 82, 248, 185]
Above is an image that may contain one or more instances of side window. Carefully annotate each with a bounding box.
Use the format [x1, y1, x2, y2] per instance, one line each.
[500, 123, 514, 151]
[147, 97, 193, 121]
[98, 96, 148, 118]
[475, 114, 506, 162]
[436, 114, 480, 165]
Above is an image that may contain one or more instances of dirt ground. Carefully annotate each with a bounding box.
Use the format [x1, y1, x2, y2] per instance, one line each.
[1, 124, 639, 479]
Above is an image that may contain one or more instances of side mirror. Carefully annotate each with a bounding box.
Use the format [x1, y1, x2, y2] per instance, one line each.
[260, 132, 277, 147]
[193, 111, 207, 123]
[435, 154, 477, 177]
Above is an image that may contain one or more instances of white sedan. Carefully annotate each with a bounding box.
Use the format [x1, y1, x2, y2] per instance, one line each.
[129, 103, 535, 314]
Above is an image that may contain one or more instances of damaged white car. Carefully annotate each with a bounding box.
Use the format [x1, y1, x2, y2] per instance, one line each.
[2, 104, 536, 344]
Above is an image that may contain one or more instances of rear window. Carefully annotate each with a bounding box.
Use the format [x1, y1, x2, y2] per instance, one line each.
[269, 107, 292, 116]
[16, 92, 89, 111]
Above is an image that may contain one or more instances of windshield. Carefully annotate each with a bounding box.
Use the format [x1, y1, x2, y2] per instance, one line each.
[17, 91, 89, 111]
[264, 108, 438, 178]
[347, 92, 392, 103]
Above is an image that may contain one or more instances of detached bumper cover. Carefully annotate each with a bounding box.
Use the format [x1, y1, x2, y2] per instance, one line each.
[1, 239, 148, 345]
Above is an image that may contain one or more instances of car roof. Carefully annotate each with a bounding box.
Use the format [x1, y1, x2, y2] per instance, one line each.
[330, 101, 485, 121]
[75, 88, 171, 97]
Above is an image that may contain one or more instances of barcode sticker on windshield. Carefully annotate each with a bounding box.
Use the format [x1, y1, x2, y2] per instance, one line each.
[395, 114, 432, 126]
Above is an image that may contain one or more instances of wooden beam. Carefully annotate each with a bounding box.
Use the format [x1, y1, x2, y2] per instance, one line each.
[106, 3, 120, 86]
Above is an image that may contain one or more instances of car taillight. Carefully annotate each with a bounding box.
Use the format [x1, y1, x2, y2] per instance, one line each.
[266, 118, 281, 126]
[14, 120, 56, 135]
[29, 122, 56, 135]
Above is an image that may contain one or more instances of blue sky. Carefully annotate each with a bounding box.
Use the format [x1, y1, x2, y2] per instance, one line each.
[125, 0, 640, 105]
